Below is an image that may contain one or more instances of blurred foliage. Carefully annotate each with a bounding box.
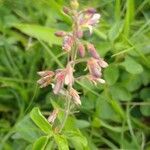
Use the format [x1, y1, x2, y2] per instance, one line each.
[0, 0, 150, 149]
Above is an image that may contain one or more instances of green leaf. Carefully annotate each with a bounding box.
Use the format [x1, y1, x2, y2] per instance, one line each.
[14, 24, 62, 46]
[65, 129, 88, 149]
[140, 105, 150, 117]
[110, 85, 132, 101]
[123, 0, 135, 37]
[32, 136, 49, 150]
[44, 0, 71, 24]
[141, 69, 150, 86]
[100, 119, 128, 132]
[140, 88, 150, 100]
[108, 21, 124, 42]
[14, 115, 42, 143]
[140, 88, 150, 116]
[115, 0, 121, 20]
[30, 107, 52, 134]
[25, 145, 32, 150]
[96, 95, 119, 121]
[121, 56, 143, 74]
[92, 117, 101, 128]
[104, 64, 119, 85]
[75, 119, 90, 129]
[121, 73, 142, 92]
[54, 134, 69, 150]
[110, 99, 125, 119]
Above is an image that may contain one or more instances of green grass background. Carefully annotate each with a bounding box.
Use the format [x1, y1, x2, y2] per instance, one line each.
[0, 0, 150, 149]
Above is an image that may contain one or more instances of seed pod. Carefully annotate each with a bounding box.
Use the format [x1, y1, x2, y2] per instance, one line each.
[77, 43, 85, 57]
[87, 43, 100, 59]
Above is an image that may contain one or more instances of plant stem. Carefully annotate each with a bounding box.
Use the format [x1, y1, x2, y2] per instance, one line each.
[59, 96, 71, 133]
[59, 9, 78, 133]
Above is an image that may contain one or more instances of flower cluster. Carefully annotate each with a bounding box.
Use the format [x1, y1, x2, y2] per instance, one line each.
[37, 0, 108, 125]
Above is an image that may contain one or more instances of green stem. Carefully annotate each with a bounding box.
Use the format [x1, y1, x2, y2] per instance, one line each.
[74, 57, 89, 64]
[59, 97, 71, 133]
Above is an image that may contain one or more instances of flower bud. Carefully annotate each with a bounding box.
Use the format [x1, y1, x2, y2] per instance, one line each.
[70, 0, 79, 10]
[37, 71, 54, 77]
[37, 71, 54, 88]
[62, 35, 74, 52]
[87, 43, 100, 59]
[86, 8, 96, 14]
[48, 109, 59, 123]
[53, 71, 65, 94]
[77, 43, 85, 57]
[65, 62, 74, 86]
[69, 88, 81, 105]
[55, 31, 66, 37]
[98, 58, 108, 68]
[63, 6, 70, 15]
[87, 58, 102, 77]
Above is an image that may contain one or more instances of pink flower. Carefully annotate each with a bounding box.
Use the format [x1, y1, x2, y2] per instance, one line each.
[87, 13, 100, 26]
[53, 70, 65, 94]
[53, 62, 74, 94]
[48, 109, 59, 124]
[37, 71, 54, 88]
[79, 10, 101, 34]
[65, 62, 74, 86]
[69, 88, 81, 105]
[62, 35, 74, 52]
[87, 58, 102, 77]
[77, 43, 85, 57]
[87, 43, 100, 59]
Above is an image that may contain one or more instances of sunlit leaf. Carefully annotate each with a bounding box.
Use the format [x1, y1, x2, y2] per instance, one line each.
[30, 107, 52, 135]
[54, 134, 69, 150]
[32, 136, 49, 150]
[14, 24, 62, 46]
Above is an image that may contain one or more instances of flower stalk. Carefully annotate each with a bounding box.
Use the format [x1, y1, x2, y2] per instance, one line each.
[59, 94, 71, 133]
[37, 0, 108, 132]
